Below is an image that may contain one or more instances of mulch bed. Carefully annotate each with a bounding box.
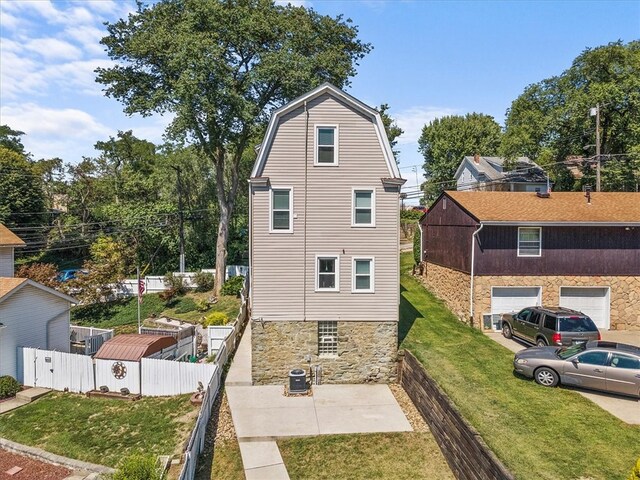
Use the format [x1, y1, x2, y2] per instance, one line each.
[0, 449, 71, 480]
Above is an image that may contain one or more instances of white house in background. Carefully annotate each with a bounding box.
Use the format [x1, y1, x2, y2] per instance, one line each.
[0, 224, 77, 380]
[455, 155, 549, 192]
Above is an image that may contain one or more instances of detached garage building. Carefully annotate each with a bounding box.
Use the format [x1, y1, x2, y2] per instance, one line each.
[420, 191, 640, 331]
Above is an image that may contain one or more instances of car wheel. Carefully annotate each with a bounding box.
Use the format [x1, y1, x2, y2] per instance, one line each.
[534, 367, 559, 387]
[536, 338, 547, 347]
[502, 323, 513, 339]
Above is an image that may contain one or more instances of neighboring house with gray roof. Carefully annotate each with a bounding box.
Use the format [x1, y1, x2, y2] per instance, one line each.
[455, 154, 549, 192]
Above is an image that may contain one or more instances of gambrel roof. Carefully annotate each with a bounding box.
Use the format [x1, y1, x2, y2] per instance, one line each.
[250, 83, 402, 180]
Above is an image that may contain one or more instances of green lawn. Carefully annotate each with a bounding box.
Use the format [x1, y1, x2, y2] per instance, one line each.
[278, 432, 453, 480]
[0, 392, 197, 467]
[399, 252, 640, 480]
[71, 291, 241, 332]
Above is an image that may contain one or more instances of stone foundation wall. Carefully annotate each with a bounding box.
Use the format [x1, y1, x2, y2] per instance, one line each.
[251, 320, 398, 385]
[424, 262, 471, 324]
[473, 275, 640, 331]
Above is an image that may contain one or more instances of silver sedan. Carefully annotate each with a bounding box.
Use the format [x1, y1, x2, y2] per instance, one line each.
[513, 341, 640, 398]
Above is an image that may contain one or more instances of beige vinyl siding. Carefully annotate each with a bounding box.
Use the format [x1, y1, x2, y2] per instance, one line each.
[0, 247, 14, 277]
[0, 285, 71, 379]
[251, 93, 399, 323]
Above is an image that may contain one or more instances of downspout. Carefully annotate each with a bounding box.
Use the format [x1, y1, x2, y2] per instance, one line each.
[303, 100, 309, 322]
[469, 223, 484, 327]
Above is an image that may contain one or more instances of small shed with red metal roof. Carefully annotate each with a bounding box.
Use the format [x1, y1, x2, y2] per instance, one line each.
[94, 334, 177, 362]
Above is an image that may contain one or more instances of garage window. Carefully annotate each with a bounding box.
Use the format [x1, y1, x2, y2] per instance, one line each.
[518, 227, 541, 257]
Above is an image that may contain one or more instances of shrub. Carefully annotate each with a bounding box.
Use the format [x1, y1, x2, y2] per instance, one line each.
[195, 298, 209, 312]
[194, 271, 215, 292]
[413, 227, 421, 265]
[15, 263, 60, 289]
[629, 458, 640, 480]
[163, 272, 187, 296]
[0, 376, 21, 400]
[221, 275, 245, 297]
[159, 288, 177, 303]
[203, 311, 229, 327]
[112, 454, 160, 480]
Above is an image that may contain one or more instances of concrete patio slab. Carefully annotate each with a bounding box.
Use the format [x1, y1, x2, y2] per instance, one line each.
[315, 404, 412, 435]
[231, 405, 319, 439]
[312, 384, 399, 407]
[226, 385, 314, 410]
[16, 387, 51, 402]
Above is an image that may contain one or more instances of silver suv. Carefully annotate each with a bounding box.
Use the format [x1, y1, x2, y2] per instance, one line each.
[501, 306, 601, 347]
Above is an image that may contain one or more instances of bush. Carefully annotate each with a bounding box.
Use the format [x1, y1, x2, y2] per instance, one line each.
[400, 209, 424, 220]
[413, 227, 421, 265]
[203, 311, 229, 327]
[163, 272, 187, 296]
[629, 458, 640, 480]
[174, 297, 197, 314]
[0, 376, 21, 400]
[15, 263, 60, 289]
[112, 454, 160, 480]
[221, 275, 245, 297]
[194, 271, 214, 292]
[195, 298, 209, 312]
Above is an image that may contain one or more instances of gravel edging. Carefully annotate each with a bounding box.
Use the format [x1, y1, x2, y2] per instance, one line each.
[389, 383, 430, 432]
[0, 437, 115, 475]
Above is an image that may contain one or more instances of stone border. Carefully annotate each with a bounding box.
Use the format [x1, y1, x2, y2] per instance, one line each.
[0, 437, 115, 475]
[399, 351, 514, 480]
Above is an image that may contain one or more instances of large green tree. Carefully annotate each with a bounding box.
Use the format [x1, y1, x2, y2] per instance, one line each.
[418, 113, 502, 201]
[96, 0, 371, 295]
[501, 40, 640, 191]
[377, 104, 404, 160]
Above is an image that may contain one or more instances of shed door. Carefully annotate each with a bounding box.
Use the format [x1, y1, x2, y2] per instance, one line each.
[491, 287, 541, 315]
[559, 287, 609, 330]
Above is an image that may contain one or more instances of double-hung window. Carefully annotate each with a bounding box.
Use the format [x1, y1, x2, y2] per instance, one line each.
[270, 188, 292, 233]
[517, 227, 541, 257]
[352, 257, 374, 293]
[352, 189, 375, 226]
[316, 255, 339, 291]
[315, 126, 338, 165]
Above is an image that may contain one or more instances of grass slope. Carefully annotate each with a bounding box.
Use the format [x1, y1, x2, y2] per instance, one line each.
[0, 392, 196, 467]
[71, 291, 241, 331]
[399, 253, 640, 480]
[279, 432, 453, 480]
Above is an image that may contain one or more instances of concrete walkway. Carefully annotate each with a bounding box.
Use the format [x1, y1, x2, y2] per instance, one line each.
[225, 322, 412, 479]
[0, 387, 51, 414]
[486, 332, 640, 424]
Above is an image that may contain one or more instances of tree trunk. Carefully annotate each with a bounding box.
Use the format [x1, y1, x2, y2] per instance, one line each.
[214, 201, 230, 296]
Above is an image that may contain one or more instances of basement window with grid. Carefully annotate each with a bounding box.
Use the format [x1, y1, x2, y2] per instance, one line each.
[518, 227, 542, 257]
[318, 321, 338, 356]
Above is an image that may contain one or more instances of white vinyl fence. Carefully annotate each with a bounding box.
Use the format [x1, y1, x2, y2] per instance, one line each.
[141, 358, 218, 396]
[95, 359, 141, 395]
[21, 348, 94, 393]
[207, 326, 235, 357]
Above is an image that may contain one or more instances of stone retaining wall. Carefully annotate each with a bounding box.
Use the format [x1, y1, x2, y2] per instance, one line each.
[399, 351, 514, 480]
[424, 262, 471, 324]
[252, 320, 397, 385]
[474, 275, 640, 331]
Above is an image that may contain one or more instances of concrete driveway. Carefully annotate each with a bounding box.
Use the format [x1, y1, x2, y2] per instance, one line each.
[486, 332, 640, 425]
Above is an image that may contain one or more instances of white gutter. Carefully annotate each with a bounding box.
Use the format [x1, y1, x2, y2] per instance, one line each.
[469, 223, 484, 326]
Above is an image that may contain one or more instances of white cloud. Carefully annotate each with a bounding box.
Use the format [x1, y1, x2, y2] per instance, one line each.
[65, 25, 107, 56]
[394, 106, 459, 144]
[25, 37, 83, 60]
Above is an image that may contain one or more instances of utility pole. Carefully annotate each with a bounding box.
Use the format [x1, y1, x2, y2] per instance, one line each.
[171, 166, 186, 273]
[591, 104, 601, 192]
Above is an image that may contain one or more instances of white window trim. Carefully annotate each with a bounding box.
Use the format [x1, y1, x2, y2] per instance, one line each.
[269, 186, 293, 234]
[315, 254, 340, 292]
[352, 257, 375, 293]
[314, 124, 339, 166]
[517, 226, 542, 257]
[351, 188, 376, 227]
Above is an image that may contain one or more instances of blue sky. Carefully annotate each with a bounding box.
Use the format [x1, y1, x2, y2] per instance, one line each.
[1, 0, 638, 200]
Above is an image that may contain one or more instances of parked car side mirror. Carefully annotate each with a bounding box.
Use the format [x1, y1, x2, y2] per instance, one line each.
[571, 358, 579, 366]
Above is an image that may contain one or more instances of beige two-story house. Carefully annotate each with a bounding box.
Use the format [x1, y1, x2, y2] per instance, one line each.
[249, 83, 405, 385]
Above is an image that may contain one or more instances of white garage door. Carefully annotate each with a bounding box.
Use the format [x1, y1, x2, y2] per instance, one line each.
[491, 287, 542, 315]
[560, 287, 609, 330]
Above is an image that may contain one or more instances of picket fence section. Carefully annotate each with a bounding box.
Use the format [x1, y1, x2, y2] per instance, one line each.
[141, 358, 217, 396]
[94, 359, 141, 394]
[207, 326, 235, 357]
[21, 348, 94, 393]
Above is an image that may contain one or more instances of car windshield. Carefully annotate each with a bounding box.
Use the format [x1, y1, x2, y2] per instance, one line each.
[558, 316, 598, 332]
[557, 343, 587, 360]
